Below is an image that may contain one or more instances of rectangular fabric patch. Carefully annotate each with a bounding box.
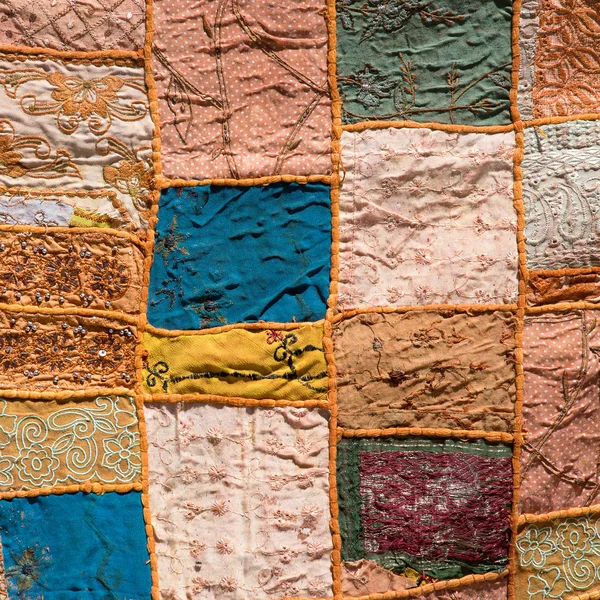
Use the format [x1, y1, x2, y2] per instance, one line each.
[0, 0, 598, 598]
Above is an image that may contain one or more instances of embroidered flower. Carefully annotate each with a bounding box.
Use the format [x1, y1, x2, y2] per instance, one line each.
[211, 500, 228, 516]
[89, 257, 130, 300]
[5, 546, 50, 594]
[216, 539, 233, 554]
[343, 65, 394, 108]
[206, 427, 223, 444]
[208, 465, 226, 482]
[219, 577, 237, 592]
[17, 444, 59, 486]
[556, 519, 595, 560]
[266, 329, 284, 345]
[517, 526, 556, 568]
[190, 540, 207, 558]
[102, 431, 142, 480]
[45, 255, 81, 293]
[527, 567, 571, 600]
[0, 332, 31, 370]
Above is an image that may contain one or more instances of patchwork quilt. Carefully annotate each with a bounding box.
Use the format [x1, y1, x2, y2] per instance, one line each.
[0, 0, 596, 599]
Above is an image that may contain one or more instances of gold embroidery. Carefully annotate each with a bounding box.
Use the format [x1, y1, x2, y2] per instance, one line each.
[0, 119, 81, 180]
[0, 68, 148, 135]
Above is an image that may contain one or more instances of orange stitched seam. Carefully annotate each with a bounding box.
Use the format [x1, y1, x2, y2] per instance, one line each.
[340, 570, 509, 600]
[0, 481, 143, 501]
[325, 0, 343, 597]
[331, 304, 519, 323]
[159, 174, 332, 189]
[337, 427, 514, 444]
[0, 48, 143, 66]
[0, 224, 145, 247]
[526, 302, 600, 314]
[518, 504, 600, 526]
[144, 320, 321, 337]
[524, 113, 600, 127]
[528, 266, 600, 277]
[137, 1, 162, 597]
[142, 393, 329, 409]
[342, 120, 516, 134]
[0, 302, 140, 325]
[508, 0, 525, 596]
[0, 388, 133, 400]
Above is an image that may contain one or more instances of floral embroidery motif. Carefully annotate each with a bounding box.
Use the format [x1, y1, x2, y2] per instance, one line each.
[338, 127, 518, 308]
[333, 311, 517, 432]
[0, 231, 144, 313]
[0, 69, 148, 135]
[4, 546, 50, 595]
[517, 516, 600, 599]
[533, 0, 600, 117]
[145, 404, 333, 600]
[335, 0, 513, 124]
[0, 396, 141, 490]
[0, 312, 137, 390]
[0, 119, 81, 180]
[96, 136, 154, 223]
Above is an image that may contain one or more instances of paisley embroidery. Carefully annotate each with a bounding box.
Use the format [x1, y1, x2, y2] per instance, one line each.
[0, 119, 81, 180]
[0, 69, 148, 135]
[0, 396, 141, 490]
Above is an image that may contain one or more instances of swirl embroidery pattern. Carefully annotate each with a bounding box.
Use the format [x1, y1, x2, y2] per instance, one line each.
[0, 69, 148, 136]
[517, 516, 600, 599]
[0, 396, 142, 491]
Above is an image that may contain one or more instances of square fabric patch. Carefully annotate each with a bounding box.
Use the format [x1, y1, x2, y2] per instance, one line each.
[337, 436, 513, 580]
[152, 0, 332, 180]
[338, 127, 518, 309]
[144, 403, 333, 600]
[0, 52, 155, 230]
[516, 516, 600, 600]
[0, 491, 151, 598]
[335, 0, 512, 125]
[333, 310, 517, 432]
[520, 311, 600, 514]
[0, 0, 146, 51]
[523, 120, 600, 272]
[142, 324, 327, 398]
[532, 0, 600, 118]
[147, 184, 331, 329]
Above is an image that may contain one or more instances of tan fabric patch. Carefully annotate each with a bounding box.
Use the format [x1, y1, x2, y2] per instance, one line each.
[0, 0, 146, 51]
[527, 271, 600, 306]
[0, 230, 144, 314]
[0, 311, 137, 390]
[0, 395, 141, 491]
[334, 311, 517, 431]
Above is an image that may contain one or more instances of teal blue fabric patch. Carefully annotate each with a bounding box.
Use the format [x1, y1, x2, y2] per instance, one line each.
[0, 492, 151, 599]
[148, 183, 331, 329]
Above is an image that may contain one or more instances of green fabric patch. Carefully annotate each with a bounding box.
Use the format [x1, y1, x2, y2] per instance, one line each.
[335, 0, 513, 125]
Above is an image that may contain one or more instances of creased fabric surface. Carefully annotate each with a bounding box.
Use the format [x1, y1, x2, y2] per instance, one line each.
[520, 311, 600, 514]
[145, 403, 333, 600]
[147, 184, 331, 329]
[0, 491, 151, 598]
[338, 127, 518, 309]
[142, 325, 327, 400]
[335, 0, 513, 125]
[152, 0, 332, 180]
[333, 310, 517, 432]
[337, 436, 513, 580]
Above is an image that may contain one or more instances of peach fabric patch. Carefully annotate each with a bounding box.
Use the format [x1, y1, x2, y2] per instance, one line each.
[152, 0, 332, 180]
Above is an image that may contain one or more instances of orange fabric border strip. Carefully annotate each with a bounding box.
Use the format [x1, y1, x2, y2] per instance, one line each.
[0, 44, 143, 61]
[159, 174, 332, 188]
[141, 393, 329, 409]
[144, 319, 319, 337]
[0, 482, 143, 501]
[508, 0, 526, 596]
[519, 504, 600, 526]
[337, 427, 514, 444]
